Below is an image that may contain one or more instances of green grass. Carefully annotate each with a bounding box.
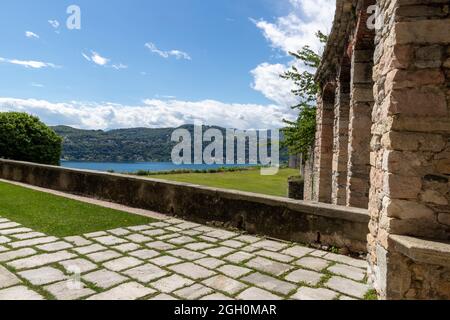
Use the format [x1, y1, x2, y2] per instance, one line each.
[364, 289, 378, 300]
[0, 181, 154, 237]
[147, 168, 299, 197]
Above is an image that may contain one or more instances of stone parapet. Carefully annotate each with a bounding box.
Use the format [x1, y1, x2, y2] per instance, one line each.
[0, 159, 370, 253]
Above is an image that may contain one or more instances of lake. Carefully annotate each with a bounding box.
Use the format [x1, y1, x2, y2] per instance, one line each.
[60, 161, 254, 173]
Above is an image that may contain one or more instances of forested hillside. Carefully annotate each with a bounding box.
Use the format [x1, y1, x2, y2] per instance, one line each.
[52, 125, 288, 163]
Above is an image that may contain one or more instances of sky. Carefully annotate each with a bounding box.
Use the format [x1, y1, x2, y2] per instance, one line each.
[0, 0, 336, 130]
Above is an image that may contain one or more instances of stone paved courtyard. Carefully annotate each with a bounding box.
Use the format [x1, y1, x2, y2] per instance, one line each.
[0, 215, 372, 300]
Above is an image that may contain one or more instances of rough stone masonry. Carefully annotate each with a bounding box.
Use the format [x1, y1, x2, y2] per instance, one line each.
[304, 0, 450, 299]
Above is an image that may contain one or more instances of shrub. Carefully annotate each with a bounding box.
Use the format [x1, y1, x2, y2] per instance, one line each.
[0, 112, 62, 165]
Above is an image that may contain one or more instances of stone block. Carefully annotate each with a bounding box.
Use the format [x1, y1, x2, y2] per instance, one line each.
[129, 249, 160, 260]
[202, 247, 235, 258]
[87, 282, 155, 300]
[8, 251, 76, 270]
[45, 281, 95, 300]
[83, 270, 128, 289]
[237, 287, 282, 300]
[73, 244, 107, 255]
[151, 274, 194, 293]
[224, 252, 254, 264]
[256, 250, 295, 263]
[37, 241, 73, 252]
[282, 246, 314, 258]
[19, 266, 67, 285]
[86, 250, 122, 263]
[123, 264, 168, 283]
[173, 283, 213, 300]
[103, 256, 143, 272]
[167, 248, 206, 260]
[384, 174, 422, 199]
[150, 255, 182, 267]
[0, 265, 21, 289]
[217, 265, 252, 278]
[241, 272, 296, 296]
[246, 257, 293, 276]
[146, 241, 176, 251]
[59, 258, 97, 274]
[202, 275, 247, 295]
[291, 287, 338, 300]
[285, 269, 323, 286]
[326, 276, 371, 299]
[328, 263, 366, 281]
[169, 262, 216, 280]
[395, 20, 450, 44]
[390, 88, 447, 117]
[0, 248, 36, 263]
[0, 286, 43, 300]
[94, 235, 127, 246]
[113, 243, 141, 253]
[9, 236, 58, 249]
[295, 257, 331, 271]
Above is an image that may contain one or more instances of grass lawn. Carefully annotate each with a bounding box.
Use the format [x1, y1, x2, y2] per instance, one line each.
[0, 181, 155, 237]
[148, 168, 299, 197]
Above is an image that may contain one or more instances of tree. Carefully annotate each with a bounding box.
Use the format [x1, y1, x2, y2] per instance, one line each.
[0, 112, 62, 165]
[282, 31, 328, 159]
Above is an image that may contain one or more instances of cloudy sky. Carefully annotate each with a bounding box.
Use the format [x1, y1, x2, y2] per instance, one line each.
[0, 0, 335, 130]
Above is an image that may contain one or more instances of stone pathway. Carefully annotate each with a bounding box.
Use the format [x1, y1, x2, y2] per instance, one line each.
[0, 216, 372, 300]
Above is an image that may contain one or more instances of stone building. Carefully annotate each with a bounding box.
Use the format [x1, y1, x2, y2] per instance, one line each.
[304, 0, 450, 299]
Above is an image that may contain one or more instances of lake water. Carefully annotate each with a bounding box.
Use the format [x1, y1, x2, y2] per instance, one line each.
[61, 161, 253, 173]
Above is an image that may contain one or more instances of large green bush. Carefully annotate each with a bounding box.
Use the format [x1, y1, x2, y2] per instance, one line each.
[0, 112, 62, 165]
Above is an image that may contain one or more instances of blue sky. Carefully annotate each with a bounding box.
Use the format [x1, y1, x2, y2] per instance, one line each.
[0, 0, 335, 129]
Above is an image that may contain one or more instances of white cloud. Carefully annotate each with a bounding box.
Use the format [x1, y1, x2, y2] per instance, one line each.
[31, 83, 44, 88]
[250, 0, 335, 106]
[112, 63, 128, 70]
[25, 31, 40, 39]
[90, 51, 110, 66]
[0, 57, 59, 69]
[252, 0, 335, 55]
[0, 97, 294, 130]
[48, 20, 60, 29]
[82, 51, 126, 70]
[81, 53, 91, 62]
[145, 42, 191, 60]
[251, 62, 299, 107]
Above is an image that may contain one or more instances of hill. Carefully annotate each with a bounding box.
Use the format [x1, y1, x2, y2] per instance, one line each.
[52, 125, 288, 163]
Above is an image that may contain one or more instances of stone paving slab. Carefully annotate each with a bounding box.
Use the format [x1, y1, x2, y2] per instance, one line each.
[0, 266, 21, 289]
[87, 282, 155, 300]
[0, 285, 43, 300]
[241, 272, 296, 296]
[45, 281, 95, 300]
[18, 266, 67, 285]
[0, 216, 372, 300]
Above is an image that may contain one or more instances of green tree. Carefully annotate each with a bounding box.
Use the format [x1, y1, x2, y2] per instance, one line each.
[0, 112, 62, 165]
[282, 32, 328, 159]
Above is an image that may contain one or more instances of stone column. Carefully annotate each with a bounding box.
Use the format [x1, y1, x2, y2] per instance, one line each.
[311, 85, 335, 203]
[368, 0, 450, 299]
[332, 64, 351, 205]
[346, 1, 376, 209]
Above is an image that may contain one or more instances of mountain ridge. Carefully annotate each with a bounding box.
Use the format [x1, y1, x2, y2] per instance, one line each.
[52, 125, 288, 163]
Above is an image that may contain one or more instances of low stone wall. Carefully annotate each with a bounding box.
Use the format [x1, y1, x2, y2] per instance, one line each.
[0, 159, 370, 253]
[381, 235, 450, 299]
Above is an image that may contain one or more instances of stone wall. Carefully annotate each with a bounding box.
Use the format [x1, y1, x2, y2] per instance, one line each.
[332, 61, 351, 206]
[368, 0, 450, 299]
[0, 159, 370, 253]
[307, 0, 450, 299]
[312, 91, 335, 203]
